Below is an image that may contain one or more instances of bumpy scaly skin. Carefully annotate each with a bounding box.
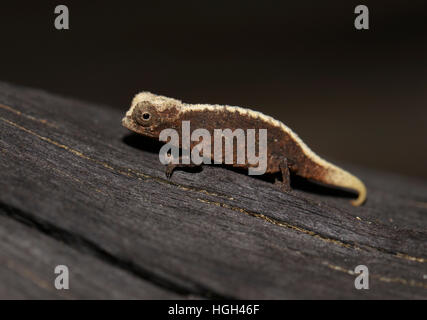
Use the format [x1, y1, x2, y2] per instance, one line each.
[122, 92, 367, 206]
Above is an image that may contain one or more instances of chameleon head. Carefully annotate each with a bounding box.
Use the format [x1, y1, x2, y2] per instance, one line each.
[122, 92, 181, 138]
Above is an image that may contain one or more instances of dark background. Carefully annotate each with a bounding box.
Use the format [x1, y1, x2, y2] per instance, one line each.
[1, 1, 426, 178]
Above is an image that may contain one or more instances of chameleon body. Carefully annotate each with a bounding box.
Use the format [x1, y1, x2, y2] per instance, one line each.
[122, 92, 367, 206]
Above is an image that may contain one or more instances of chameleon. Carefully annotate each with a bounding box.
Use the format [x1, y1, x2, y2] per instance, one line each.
[122, 92, 367, 206]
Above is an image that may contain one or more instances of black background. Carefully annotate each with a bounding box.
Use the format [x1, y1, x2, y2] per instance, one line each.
[1, 1, 426, 178]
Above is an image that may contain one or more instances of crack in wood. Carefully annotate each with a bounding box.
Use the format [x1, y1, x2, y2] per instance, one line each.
[1, 257, 74, 298]
[0, 202, 233, 299]
[196, 198, 427, 264]
[0, 103, 57, 128]
[322, 262, 427, 289]
[412, 201, 427, 209]
[0, 115, 232, 200]
[1, 146, 107, 196]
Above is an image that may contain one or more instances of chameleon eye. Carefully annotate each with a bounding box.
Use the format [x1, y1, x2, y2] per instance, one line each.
[132, 102, 155, 126]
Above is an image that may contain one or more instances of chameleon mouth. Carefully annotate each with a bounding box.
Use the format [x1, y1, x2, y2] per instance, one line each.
[122, 116, 156, 137]
[121, 116, 134, 130]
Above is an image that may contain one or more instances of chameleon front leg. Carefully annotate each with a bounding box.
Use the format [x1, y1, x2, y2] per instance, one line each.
[275, 157, 291, 192]
[165, 160, 202, 179]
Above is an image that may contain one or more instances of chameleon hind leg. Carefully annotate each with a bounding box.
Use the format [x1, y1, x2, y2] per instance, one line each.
[275, 157, 291, 192]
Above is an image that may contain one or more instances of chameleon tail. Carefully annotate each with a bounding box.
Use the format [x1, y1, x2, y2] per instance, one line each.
[321, 165, 367, 206]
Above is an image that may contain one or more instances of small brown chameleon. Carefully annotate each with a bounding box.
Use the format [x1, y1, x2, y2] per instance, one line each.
[122, 92, 367, 206]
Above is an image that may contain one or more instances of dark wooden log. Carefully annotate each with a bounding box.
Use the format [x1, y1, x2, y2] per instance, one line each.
[0, 81, 426, 299]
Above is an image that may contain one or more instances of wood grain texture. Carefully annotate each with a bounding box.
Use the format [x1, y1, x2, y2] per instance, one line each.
[0, 81, 426, 299]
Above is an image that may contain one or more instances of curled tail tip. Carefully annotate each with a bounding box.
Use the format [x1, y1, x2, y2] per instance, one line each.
[351, 187, 367, 206]
[350, 177, 367, 206]
[323, 165, 367, 206]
